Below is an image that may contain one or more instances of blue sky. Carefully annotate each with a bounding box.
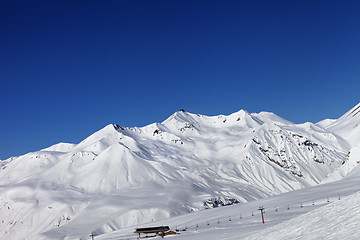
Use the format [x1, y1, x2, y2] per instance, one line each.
[1, 0, 359, 159]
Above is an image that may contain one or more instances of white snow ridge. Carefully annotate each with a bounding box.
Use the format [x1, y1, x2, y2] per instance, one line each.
[1, 103, 360, 240]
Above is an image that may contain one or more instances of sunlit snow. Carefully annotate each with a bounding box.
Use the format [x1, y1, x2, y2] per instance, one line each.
[0, 103, 359, 239]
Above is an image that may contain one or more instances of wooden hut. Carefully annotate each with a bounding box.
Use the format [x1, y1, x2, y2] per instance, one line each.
[134, 226, 170, 238]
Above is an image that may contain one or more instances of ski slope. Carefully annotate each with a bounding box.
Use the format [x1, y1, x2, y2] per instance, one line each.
[96, 165, 360, 240]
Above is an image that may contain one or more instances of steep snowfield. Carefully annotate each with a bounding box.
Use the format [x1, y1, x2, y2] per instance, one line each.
[0, 104, 358, 239]
[320, 102, 360, 183]
[325, 102, 360, 147]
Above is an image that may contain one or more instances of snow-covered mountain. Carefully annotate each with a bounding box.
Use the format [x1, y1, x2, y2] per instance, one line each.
[0, 103, 359, 239]
[317, 102, 360, 182]
[323, 102, 360, 147]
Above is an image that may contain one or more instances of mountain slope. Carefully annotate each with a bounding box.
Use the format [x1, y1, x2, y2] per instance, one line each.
[0, 105, 357, 239]
[319, 102, 360, 183]
[324, 102, 360, 147]
[96, 163, 360, 240]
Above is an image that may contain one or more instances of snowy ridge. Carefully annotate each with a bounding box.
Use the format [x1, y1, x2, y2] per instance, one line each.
[325, 102, 360, 147]
[0, 104, 359, 239]
[41, 142, 76, 153]
[346, 102, 360, 117]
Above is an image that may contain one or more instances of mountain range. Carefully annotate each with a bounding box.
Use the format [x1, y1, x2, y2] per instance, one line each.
[0, 102, 359, 239]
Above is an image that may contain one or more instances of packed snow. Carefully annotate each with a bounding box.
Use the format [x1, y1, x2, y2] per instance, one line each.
[96, 167, 360, 240]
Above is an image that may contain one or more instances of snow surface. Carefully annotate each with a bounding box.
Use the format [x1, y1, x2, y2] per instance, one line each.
[0, 103, 359, 239]
[245, 192, 360, 240]
[96, 167, 360, 240]
[326, 102, 360, 147]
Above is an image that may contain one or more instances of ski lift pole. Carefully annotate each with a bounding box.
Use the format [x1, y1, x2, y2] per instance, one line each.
[258, 206, 265, 224]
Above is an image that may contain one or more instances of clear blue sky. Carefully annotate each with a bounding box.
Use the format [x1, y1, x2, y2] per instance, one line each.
[1, 0, 359, 159]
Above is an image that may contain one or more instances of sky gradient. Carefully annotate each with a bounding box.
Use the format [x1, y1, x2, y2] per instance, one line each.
[1, 0, 360, 159]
